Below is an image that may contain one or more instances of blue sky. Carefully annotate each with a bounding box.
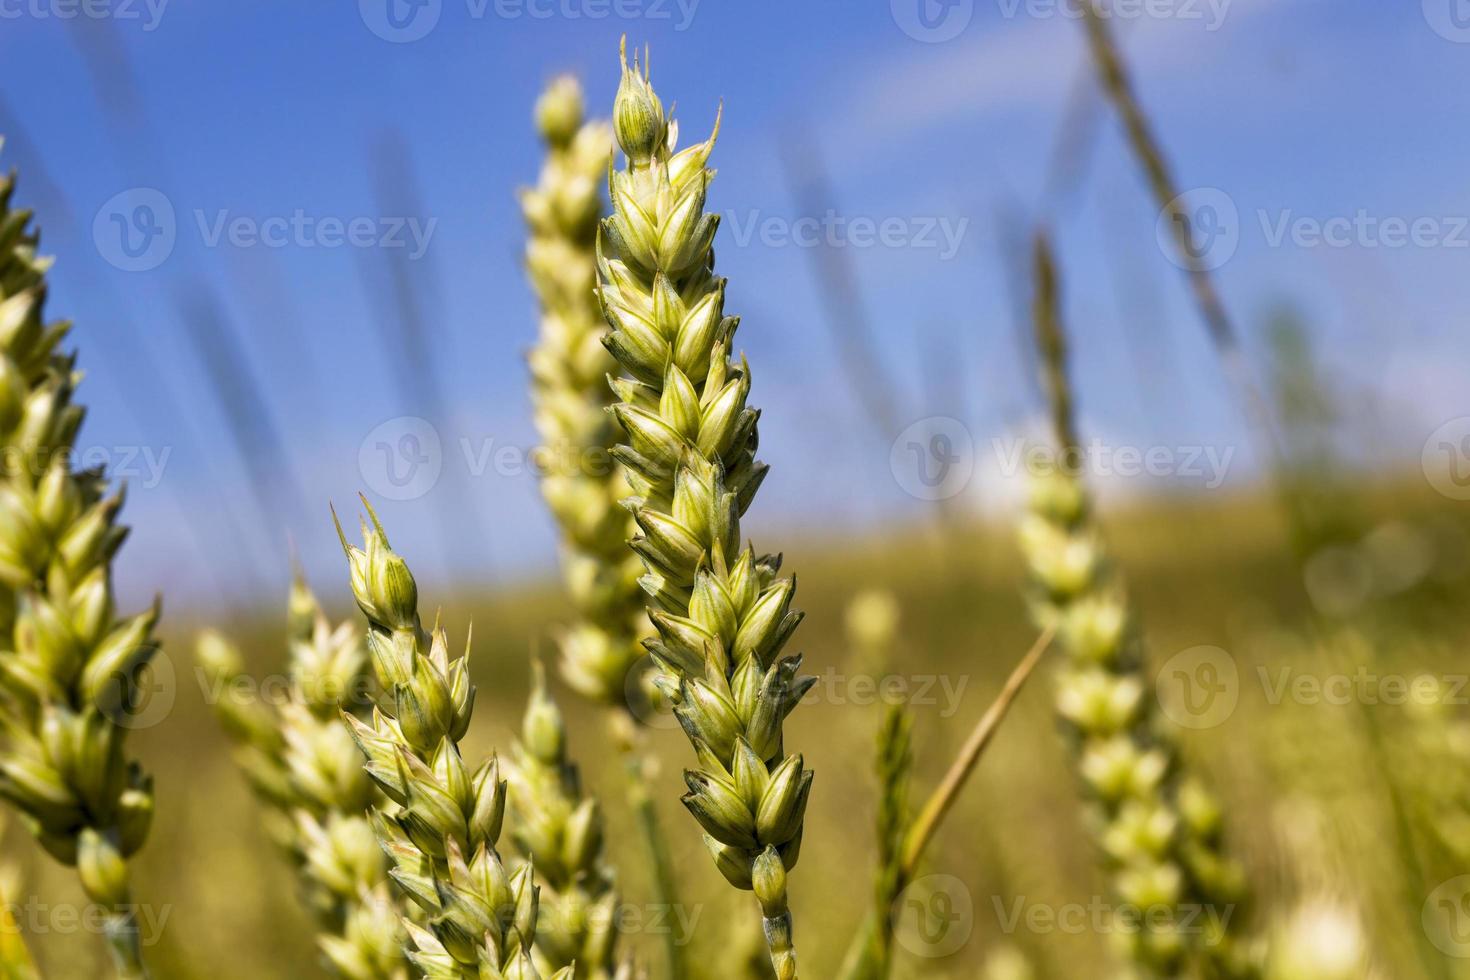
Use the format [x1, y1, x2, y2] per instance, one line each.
[0, 0, 1466, 609]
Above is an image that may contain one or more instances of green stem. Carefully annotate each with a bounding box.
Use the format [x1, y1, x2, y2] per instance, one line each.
[758, 902, 796, 980]
[1346, 650, 1450, 980]
[836, 627, 1055, 980]
[613, 715, 687, 980]
[102, 910, 148, 980]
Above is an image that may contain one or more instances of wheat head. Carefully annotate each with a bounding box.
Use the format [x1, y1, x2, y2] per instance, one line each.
[0, 146, 159, 980]
[595, 39, 814, 980]
[335, 502, 573, 980]
[1019, 233, 1255, 978]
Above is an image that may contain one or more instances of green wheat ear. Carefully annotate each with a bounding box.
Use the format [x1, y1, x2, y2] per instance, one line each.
[334, 500, 574, 980]
[0, 143, 159, 980]
[195, 573, 408, 980]
[596, 38, 813, 980]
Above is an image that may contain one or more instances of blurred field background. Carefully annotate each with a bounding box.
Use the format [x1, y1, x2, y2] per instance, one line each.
[4, 474, 1469, 977]
[2, 1, 1470, 978]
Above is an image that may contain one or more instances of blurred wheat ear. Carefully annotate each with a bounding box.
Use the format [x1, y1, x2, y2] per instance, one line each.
[194, 572, 408, 980]
[0, 144, 160, 980]
[1018, 229, 1259, 977]
[520, 73, 685, 980]
[506, 662, 634, 979]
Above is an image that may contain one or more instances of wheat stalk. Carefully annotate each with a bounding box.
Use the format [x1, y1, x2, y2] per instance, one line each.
[1078, 0, 1279, 477]
[0, 147, 159, 980]
[831, 591, 910, 980]
[1019, 231, 1254, 978]
[594, 40, 816, 980]
[195, 574, 408, 980]
[837, 625, 1055, 980]
[335, 501, 573, 980]
[866, 704, 911, 977]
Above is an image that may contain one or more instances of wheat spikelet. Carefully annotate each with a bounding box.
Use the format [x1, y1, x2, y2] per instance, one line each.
[195, 573, 408, 979]
[595, 39, 815, 980]
[335, 502, 572, 980]
[0, 145, 159, 979]
[1019, 232, 1255, 978]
